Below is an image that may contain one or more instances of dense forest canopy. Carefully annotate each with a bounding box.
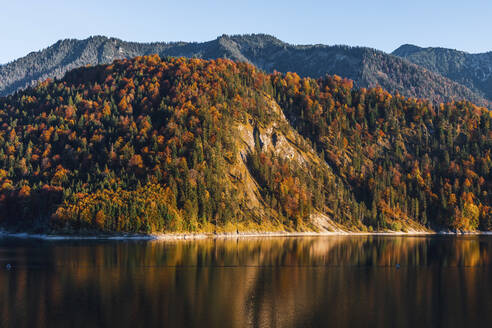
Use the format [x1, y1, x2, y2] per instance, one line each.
[0, 55, 490, 233]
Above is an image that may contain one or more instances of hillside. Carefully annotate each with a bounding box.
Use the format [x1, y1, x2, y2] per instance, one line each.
[0, 56, 490, 234]
[1, 34, 490, 108]
[393, 45, 492, 102]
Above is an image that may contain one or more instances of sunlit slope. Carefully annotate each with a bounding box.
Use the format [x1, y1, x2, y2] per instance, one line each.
[0, 55, 490, 233]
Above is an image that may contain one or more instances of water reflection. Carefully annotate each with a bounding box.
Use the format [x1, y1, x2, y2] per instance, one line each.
[0, 236, 491, 328]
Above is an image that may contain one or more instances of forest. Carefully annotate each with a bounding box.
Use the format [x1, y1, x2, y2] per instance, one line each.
[0, 55, 490, 233]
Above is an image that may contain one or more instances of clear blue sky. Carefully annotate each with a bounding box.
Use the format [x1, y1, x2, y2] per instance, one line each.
[1, 0, 491, 64]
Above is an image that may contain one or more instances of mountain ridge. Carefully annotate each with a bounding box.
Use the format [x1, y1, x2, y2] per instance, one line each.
[393, 44, 492, 102]
[1, 34, 490, 108]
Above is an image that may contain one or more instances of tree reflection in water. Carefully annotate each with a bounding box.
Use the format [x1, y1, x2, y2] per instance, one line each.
[0, 235, 491, 328]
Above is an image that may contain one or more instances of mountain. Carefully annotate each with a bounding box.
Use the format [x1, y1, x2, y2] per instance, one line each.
[0, 56, 490, 234]
[393, 44, 492, 102]
[1, 34, 490, 108]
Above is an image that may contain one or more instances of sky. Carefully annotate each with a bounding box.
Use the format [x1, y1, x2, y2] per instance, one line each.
[1, 0, 491, 64]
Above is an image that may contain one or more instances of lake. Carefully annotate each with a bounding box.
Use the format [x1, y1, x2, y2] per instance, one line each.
[0, 235, 491, 328]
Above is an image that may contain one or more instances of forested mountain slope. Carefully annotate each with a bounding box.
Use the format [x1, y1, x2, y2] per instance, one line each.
[0, 56, 490, 233]
[393, 44, 492, 102]
[1, 34, 490, 108]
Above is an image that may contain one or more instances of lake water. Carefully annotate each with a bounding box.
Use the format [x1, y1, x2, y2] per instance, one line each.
[0, 235, 491, 328]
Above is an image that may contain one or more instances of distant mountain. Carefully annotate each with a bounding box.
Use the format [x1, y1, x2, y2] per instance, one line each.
[0, 34, 490, 107]
[393, 44, 492, 102]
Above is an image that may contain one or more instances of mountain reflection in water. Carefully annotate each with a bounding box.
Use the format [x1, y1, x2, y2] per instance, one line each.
[0, 235, 491, 328]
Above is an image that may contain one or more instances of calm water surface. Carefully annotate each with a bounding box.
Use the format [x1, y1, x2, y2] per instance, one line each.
[0, 235, 491, 328]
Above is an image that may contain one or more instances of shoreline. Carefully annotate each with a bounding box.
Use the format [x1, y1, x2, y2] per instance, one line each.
[1, 229, 491, 241]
